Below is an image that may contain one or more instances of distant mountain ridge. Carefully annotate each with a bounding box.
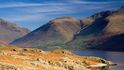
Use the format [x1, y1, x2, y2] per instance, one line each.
[0, 19, 30, 44]
[11, 6, 124, 51]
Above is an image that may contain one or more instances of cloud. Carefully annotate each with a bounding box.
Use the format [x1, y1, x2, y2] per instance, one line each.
[0, 0, 123, 9]
[1, 1, 108, 15]
[0, 2, 66, 8]
[0, 2, 73, 14]
[0, 1, 123, 14]
[2, 14, 44, 22]
[68, 0, 124, 4]
[14, 5, 72, 14]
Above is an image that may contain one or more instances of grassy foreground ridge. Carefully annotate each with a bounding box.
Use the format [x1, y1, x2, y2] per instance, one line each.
[0, 45, 116, 70]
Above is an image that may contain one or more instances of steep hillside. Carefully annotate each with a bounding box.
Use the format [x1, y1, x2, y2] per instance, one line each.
[11, 17, 83, 49]
[71, 6, 124, 51]
[0, 19, 30, 43]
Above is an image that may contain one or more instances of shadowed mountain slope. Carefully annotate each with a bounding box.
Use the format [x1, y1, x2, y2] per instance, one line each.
[11, 17, 83, 49]
[89, 34, 124, 51]
[70, 6, 124, 50]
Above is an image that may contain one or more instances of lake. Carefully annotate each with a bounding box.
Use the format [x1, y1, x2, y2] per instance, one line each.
[72, 50, 124, 70]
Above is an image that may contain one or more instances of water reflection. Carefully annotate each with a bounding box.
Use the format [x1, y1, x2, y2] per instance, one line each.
[91, 66, 109, 70]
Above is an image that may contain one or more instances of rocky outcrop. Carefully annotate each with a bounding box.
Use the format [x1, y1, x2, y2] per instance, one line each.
[0, 47, 115, 70]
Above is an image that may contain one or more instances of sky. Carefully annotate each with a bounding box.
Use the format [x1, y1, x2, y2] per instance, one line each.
[0, 0, 124, 30]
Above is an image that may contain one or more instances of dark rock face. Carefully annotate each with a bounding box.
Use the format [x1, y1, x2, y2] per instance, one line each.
[89, 34, 124, 51]
[0, 19, 30, 43]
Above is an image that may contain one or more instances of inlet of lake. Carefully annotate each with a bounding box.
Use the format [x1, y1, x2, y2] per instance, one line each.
[73, 50, 124, 70]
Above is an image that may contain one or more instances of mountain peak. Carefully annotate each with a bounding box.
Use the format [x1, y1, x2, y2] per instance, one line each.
[52, 17, 74, 20]
[49, 17, 79, 25]
[91, 10, 113, 19]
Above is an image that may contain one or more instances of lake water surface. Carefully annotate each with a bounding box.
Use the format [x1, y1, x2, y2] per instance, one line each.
[73, 50, 124, 70]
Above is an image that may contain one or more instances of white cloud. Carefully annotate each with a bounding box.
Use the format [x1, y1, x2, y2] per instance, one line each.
[2, 14, 44, 22]
[15, 6, 71, 14]
[68, 0, 124, 4]
[0, 2, 72, 14]
[0, 2, 66, 8]
[0, 0, 122, 9]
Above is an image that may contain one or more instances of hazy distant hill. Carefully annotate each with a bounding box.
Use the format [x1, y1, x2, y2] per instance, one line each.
[0, 19, 30, 44]
[11, 6, 124, 51]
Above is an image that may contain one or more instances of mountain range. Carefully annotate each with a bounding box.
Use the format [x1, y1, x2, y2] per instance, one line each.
[8, 6, 124, 51]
